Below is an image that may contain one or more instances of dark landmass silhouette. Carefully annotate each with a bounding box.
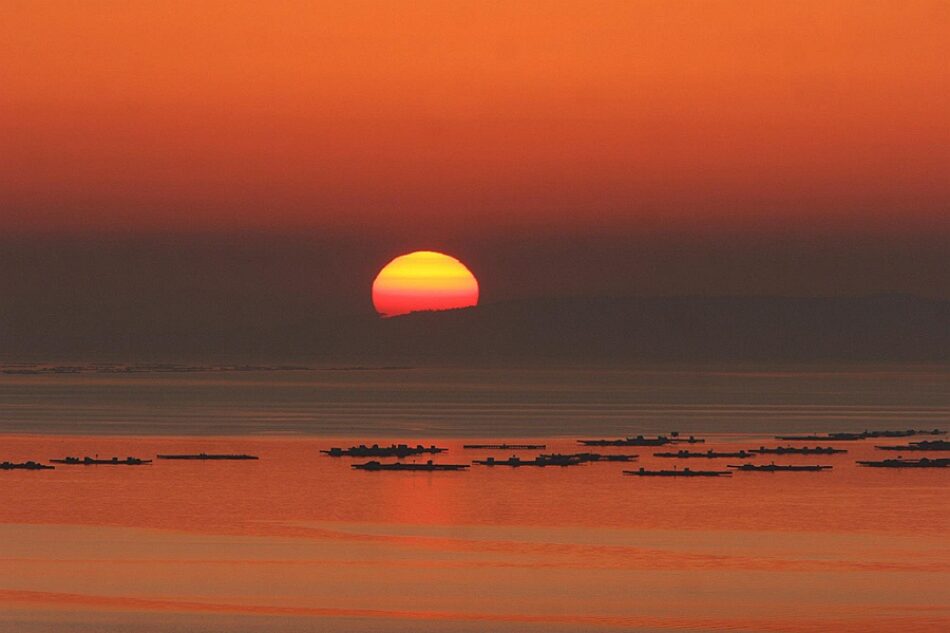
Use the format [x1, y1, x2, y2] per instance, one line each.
[2, 294, 947, 364]
[363, 294, 949, 363]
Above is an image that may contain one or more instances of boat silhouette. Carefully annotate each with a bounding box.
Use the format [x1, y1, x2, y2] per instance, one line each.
[875, 440, 950, 452]
[50, 456, 152, 465]
[322, 444, 447, 458]
[728, 463, 832, 472]
[751, 446, 846, 455]
[351, 460, 469, 472]
[856, 457, 950, 468]
[1, 460, 55, 470]
[157, 453, 259, 460]
[623, 467, 731, 477]
[653, 449, 755, 459]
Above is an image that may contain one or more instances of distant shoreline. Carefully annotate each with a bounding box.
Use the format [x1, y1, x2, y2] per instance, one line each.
[0, 364, 414, 376]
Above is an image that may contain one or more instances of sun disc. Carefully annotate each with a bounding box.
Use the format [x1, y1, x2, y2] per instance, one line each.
[372, 251, 479, 317]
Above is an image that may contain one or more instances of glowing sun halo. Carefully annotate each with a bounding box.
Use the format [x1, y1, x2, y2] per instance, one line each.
[372, 251, 479, 317]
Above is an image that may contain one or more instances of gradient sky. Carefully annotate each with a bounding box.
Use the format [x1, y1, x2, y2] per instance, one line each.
[1, 1, 948, 339]
[3, 1, 948, 232]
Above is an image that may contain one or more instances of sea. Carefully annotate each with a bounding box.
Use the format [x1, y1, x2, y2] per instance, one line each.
[0, 365, 947, 632]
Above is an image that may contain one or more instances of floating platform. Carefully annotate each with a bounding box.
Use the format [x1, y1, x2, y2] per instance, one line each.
[50, 456, 152, 465]
[473, 452, 639, 467]
[623, 467, 731, 478]
[728, 464, 832, 472]
[776, 435, 861, 442]
[579, 435, 673, 447]
[473, 455, 582, 467]
[1, 461, 54, 470]
[751, 446, 846, 455]
[876, 440, 950, 452]
[579, 453, 638, 462]
[542, 452, 638, 463]
[856, 458, 950, 469]
[351, 460, 469, 472]
[776, 429, 945, 441]
[157, 453, 259, 460]
[462, 444, 546, 450]
[322, 444, 448, 458]
[653, 450, 756, 459]
[668, 435, 706, 444]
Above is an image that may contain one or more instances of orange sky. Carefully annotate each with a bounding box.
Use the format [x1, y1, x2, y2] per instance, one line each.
[2, 1, 948, 235]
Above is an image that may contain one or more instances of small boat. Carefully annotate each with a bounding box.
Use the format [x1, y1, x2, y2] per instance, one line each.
[579, 435, 672, 447]
[462, 444, 546, 450]
[351, 460, 469, 472]
[728, 463, 832, 472]
[1, 461, 55, 470]
[322, 444, 447, 458]
[750, 446, 846, 455]
[623, 467, 731, 478]
[157, 453, 259, 460]
[653, 450, 756, 459]
[875, 440, 950, 452]
[50, 456, 152, 466]
[856, 458, 950, 469]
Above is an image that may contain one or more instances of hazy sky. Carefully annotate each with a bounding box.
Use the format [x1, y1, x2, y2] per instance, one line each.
[2, 1, 948, 333]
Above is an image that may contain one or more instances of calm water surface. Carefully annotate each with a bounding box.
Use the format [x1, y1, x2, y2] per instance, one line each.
[1, 366, 947, 436]
[0, 367, 947, 632]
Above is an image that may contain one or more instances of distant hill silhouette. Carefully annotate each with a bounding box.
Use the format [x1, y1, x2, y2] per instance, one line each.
[354, 294, 950, 363]
[2, 294, 947, 363]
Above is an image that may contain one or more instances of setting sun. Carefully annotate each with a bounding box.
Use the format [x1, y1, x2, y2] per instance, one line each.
[372, 251, 479, 317]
